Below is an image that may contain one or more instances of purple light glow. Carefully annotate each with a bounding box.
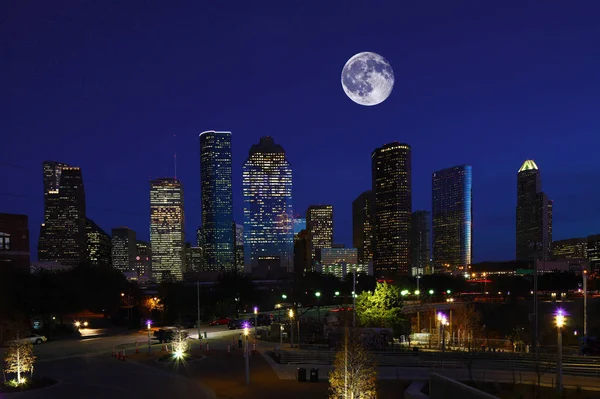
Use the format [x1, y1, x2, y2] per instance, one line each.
[243, 322, 250, 329]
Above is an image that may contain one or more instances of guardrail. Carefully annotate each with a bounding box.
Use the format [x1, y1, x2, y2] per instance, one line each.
[274, 350, 600, 376]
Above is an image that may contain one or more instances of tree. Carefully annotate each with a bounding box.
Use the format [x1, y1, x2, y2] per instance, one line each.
[329, 330, 377, 399]
[355, 282, 404, 335]
[4, 335, 36, 385]
[453, 304, 482, 351]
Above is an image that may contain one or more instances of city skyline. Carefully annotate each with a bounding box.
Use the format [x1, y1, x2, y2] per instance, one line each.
[3, 2, 600, 263]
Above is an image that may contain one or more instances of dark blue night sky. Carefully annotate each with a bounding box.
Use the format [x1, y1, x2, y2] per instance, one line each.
[2, 1, 600, 262]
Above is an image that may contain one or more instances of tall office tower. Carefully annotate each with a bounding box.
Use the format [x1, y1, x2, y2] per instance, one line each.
[587, 235, 600, 273]
[411, 210, 431, 276]
[371, 143, 412, 278]
[553, 237, 588, 260]
[516, 160, 552, 261]
[200, 131, 233, 272]
[184, 244, 204, 273]
[111, 227, 136, 273]
[0, 213, 30, 273]
[294, 229, 309, 276]
[233, 222, 244, 273]
[39, 161, 69, 261]
[431, 165, 473, 274]
[134, 241, 152, 278]
[352, 190, 374, 265]
[242, 136, 294, 274]
[293, 216, 306, 236]
[86, 218, 111, 267]
[306, 205, 334, 267]
[150, 178, 185, 282]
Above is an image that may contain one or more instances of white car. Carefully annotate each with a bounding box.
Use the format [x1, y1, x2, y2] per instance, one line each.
[7, 334, 47, 346]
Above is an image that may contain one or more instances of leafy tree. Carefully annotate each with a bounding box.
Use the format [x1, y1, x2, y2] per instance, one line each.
[355, 282, 404, 335]
[4, 332, 36, 385]
[329, 330, 377, 399]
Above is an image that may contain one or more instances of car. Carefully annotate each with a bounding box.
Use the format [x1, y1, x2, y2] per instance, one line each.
[6, 333, 47, 346]
[209, 317, 231, 326]
[227, 319, 248, 330]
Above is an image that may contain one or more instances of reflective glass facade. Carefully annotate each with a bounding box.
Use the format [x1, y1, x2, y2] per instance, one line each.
[242, 137, 293, 273]
[200, 131, 234, 271]
[372, 143, 412, 277]
[432, 165, 472, 274]
[150, 178, 184, 282]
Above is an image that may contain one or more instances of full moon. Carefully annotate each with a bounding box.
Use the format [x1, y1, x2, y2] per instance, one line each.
[341, 52, 394, 106]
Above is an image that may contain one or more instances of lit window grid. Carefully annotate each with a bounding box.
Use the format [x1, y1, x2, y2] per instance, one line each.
[307, 206, 333, 262]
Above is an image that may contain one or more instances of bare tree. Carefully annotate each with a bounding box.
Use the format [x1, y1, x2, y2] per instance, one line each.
[4, 330, 36, 385]
[329, 330, 377, 399]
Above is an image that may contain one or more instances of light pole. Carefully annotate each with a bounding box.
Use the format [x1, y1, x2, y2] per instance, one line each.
[315, 292, 321, 323]
[437, 312, 448, 352]
[243, 326, 250, 385]
[197, 281, 201, 341]
[352, 271, 357, 327]
[280, 294, 287, 345]
[147, 320, 152, 353]
[289, 309, 294, 348]
[583, 270, 588, 340]
[253, 307, 258, 337]
[556, 309, 565, 394]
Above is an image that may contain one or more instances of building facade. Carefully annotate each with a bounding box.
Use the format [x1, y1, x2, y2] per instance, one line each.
[39, 161, 69, 262]
[320, 247, 358, 266]
[293, 216, 306, 236]
[411, 210, 431, 276]
[200, 131, 234, 272]
[306, 205, 334, 267]
[112, 227, 136, 273]
[587, 235, 600, 273]
[86, 218, 111, 267]
[371, 142, 412, 277]
[134, 240, 152, 278]
[516, 160, 552, 261]
[150, 178, 185, 282]
[233, 222, 244, 273]
[242, 136, 294, 274]
[432, 165, 472, 274]
[553, 237, 588, 260]
[0, 213, 30, 273]
[293, 229, 309, 276]
[352, 190, 374, 265]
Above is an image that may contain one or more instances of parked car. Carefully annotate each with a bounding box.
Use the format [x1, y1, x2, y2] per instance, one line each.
[227, 319, 248, 330]
[153, 327, 188, 343]
[209, 317, 231, 326]
[5, 333, 47, 346]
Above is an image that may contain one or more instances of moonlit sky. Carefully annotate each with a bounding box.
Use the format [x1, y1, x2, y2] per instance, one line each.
[2, 1, 600, 262]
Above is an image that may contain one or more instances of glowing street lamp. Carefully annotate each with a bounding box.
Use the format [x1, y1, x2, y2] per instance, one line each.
[288, 309, 295, 348]
[281, 294, 287, 300]
[428, 289, 434, 295]
[414, 290, 420, 296]
[556, 309, 566, 394]
[243, 326, 250, 384]
[74, 321, 81, 329]
[146, 320, 152, 353]
[315, 292, 321, 323]
[401, 290, 409, 296]
[335, 291, 340, 297]
[253, 307, 258, 337]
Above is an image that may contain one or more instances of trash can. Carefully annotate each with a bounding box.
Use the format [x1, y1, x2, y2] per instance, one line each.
[297, 367, 307, 382]
[204, 331, 208, 339]
[310, 368, 319, 382]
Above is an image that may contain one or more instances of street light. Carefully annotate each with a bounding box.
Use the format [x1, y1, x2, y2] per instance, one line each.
[253, 307, 258, 337]
[147, 320, 152, 353]
[315, 292, 321, 323]
[288, 309, 295, 348]
[74, 321, 81, 329]
[414, 290, 420, 296]
[556, 309, 566, 394]
[243, 327, 250, 385]
[437, 312, 449, 352]
[428, 289, 434, 295]
[335, 291, 340, 297]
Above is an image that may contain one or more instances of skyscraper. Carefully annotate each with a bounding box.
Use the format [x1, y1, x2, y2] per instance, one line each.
[306, 205, 334, 267]
[150, 178, 185, 282]
[371, 143, 412, 278]
[134, 240, 152, 278]
[411, 210, 431, 276]
[233, 222, 244, 273]
[294, 229, 309, 276]
[200, 131, 233, 271]
[352, 190, 374, 265]
[432, 165, 473, 274]
[553, 237, 587, 260]
[112, 227, 137, 273]
[242, 136, 294, 274]
[516, 160, 552, 261]
[293, 216, 306, 236]
[86, 218, 111, 267]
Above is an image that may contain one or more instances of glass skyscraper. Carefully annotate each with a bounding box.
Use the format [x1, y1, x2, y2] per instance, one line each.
[432, 165, 472, 274]
[150, 178, 184, 282]
[86, 218, 111, 267]
[516, 160, 552, 261]
[411, 210, 431, 276]
[352, 190, 374, 265]
[242, 136, 293, 273]
[372, 142, 412, 278]
[200, 131, 233, 271]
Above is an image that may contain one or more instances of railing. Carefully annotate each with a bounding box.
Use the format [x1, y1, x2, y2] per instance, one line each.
[273, 349, 600, 376]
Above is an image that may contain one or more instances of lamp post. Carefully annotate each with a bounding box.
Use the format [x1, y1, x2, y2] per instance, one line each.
[289, 309, 294, 348]
[280, 294, 287, 345]
[253, 307, 258, 337]
[243, 327, 250, 385]
[315, 292, 321, 323]
[437, 312, 448, 352]
[197, 280, 201, 342]
[147, 320, 152, 353]
[583, 270, 588, 340]
[556, 309, 565, 394]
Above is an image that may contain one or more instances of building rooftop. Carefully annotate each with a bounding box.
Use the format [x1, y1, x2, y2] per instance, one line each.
[518, 159, 539, 173]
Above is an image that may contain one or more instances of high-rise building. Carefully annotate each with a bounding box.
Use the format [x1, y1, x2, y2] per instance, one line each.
[432, 165, 472, 274]
[184, 243, 204, 273]
[86, 218, 111, 267]
[320, 247, 358, 266]
[587, 235, 600, 273]
[306, 205, 334, 267]
[293, 229, 309, 276]
[200, 131, 234, 271]
[150, 178, 185, 282]
[242, 136, 294, 274]
[112, 227, 136, 273]
[371, 142, 412, 278]
[516, 160, 552, 261]
[293, 216, 306, 236]
[134, 240, 152, 278]
[233, 222, 244, 273]
[352, 190, 374, 265]
[0, 213, 30, 273]
[411, 210, 431, 276]
[39, 166, 87, 266]
[553, 237, 588, 260]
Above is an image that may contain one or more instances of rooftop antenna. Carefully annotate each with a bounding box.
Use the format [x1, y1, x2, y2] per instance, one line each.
[173, 133, 177, 179]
